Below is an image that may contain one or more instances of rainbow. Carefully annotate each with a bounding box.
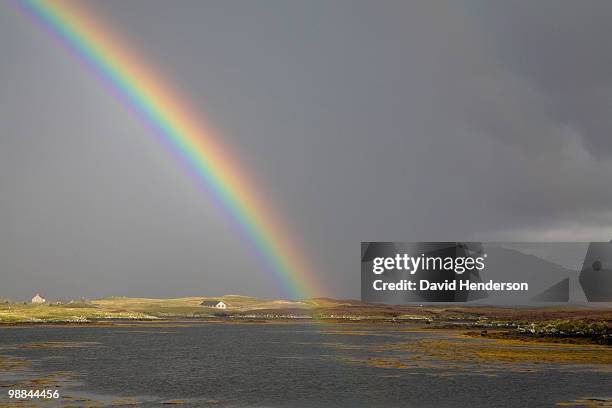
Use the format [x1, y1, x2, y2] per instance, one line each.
[15, 0, 320, 300]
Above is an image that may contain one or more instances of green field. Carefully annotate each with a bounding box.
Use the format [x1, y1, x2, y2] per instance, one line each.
[1, 296, 611, 327]
[0, 295, 321, 323]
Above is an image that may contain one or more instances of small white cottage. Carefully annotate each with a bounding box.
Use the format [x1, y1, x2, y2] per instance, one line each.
[200, 300, 227, 309]
[31, 293, 46, 304]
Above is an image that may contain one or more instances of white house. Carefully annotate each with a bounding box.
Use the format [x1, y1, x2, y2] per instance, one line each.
[200, 300, 227, 309]
[31, 294, 46, 304]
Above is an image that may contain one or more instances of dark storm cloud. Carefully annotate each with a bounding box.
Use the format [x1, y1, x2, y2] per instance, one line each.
[474, 0, 612, 158]
[463, 0, 612, 238]
[1, 0, 612, 300]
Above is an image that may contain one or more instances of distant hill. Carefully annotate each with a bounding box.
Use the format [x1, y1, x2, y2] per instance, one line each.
[475, 245, 584, 304]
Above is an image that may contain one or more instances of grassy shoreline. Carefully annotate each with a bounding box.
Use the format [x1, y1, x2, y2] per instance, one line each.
[1, 296, 610, 344]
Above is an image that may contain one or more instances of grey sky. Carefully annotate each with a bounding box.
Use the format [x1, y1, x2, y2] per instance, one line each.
[1, 0, 612, 300]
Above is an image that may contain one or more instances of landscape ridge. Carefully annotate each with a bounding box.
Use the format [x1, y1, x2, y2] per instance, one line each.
[0, 295, 610, 345]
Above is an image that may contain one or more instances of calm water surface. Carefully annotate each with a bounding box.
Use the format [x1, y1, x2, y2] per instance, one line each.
[0, 322, 610, 407]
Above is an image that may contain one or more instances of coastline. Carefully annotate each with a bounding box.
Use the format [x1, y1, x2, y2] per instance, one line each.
[1, 297, 610, 345]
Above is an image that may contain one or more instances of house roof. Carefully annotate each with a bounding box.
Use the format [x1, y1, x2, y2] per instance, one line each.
[200, 300, 224, 306]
